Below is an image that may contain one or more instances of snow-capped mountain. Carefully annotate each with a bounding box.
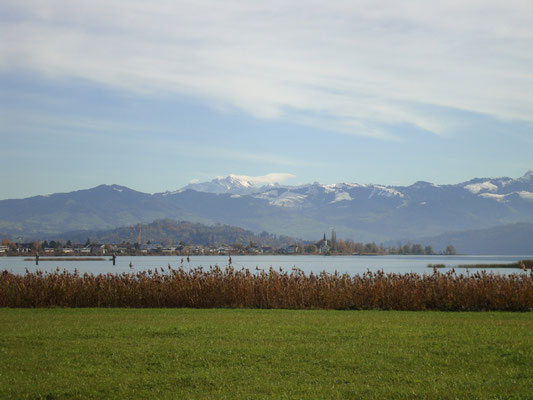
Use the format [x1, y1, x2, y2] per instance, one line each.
[176, 174, 281, 196]
[459, 171, 533, 202]
[178, 171, 533, 210]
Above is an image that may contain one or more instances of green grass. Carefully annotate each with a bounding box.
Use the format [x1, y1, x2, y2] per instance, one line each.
[1, 309, 532, 399]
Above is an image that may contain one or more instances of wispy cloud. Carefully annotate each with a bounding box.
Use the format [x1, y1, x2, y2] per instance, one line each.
[0, 109, 156, 138]
[1, 0, 532, 139]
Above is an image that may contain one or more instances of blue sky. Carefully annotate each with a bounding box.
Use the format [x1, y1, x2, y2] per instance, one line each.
[1, 0, 532, 199]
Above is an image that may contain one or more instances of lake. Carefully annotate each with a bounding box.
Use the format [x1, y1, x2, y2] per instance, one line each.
[1, 254, 532, 276]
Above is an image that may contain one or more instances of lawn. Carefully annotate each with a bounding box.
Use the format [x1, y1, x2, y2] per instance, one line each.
[0, 309, 532, 399]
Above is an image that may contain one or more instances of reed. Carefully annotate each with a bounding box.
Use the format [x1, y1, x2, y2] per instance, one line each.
[455, 260, 533, 270]
[1, 266, 532, 311]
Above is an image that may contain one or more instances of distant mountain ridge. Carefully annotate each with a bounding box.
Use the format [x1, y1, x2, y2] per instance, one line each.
[410, 223, 533, 255]
[1, 171, 533, 243]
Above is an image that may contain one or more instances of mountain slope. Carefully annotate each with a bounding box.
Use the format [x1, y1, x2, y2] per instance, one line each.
[0, 185, 204, 236]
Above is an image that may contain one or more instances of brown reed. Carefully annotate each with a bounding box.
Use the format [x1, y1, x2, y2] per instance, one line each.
[1, 266, 532, 311]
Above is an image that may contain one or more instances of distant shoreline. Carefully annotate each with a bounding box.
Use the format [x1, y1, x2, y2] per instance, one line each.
[23, 257, 106, 261]
[7, 253, 454, 258]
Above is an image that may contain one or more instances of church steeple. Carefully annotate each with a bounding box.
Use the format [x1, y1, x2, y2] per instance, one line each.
[319, 233, 329, 254]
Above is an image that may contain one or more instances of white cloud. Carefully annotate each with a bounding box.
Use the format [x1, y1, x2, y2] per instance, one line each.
[1, 0, 533, 139]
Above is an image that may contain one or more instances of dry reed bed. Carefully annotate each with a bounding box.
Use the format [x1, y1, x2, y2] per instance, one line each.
[1, 267, 532, 311]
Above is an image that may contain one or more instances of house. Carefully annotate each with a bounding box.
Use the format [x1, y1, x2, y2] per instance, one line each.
[286, 245, 299, 254]
[18, 243, 33, 253]
[247, 247, 263, 254]
[161, 247, 176, 254]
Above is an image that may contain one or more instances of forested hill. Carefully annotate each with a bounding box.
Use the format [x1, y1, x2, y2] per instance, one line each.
[63, 219, 300, 247]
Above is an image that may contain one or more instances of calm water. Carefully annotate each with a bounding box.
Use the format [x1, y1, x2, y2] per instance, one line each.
[1, 255, 532, 276]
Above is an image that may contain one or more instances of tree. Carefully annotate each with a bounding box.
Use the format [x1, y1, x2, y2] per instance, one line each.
[32, 240, 40, 253]
[304, 244, 317, 254]
[425, 245, 435, 255]
[337, 239, 347, 254]
[1, 239, 16, 250]
[411, 244, 424, 255]
[444, 245, 457, 255]
[354, 242, 364, 254]
[232, 243, 244, 251]
[365, 242, 378, 253]
[397, 242, 403, 254]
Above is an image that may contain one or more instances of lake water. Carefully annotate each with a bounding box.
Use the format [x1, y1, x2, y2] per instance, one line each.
[1, 255, 532, 276]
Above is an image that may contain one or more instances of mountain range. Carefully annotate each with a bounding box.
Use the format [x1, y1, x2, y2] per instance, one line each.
[1, 172, 533, 247]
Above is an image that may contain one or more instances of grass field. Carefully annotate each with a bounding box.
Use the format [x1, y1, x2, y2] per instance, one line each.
[1, 309, 532, 399]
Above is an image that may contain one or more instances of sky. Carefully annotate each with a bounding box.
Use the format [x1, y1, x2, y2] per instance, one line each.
[1, 0, 532, 199]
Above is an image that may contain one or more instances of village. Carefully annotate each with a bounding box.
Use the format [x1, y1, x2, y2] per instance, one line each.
[0, 232, 452, 257]
[0, 241, 297, 257]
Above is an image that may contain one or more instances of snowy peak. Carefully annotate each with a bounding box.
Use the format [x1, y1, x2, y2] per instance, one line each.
[464, 181, 498, 194]
[213, 175, 256, 191]
[177, 174, 284, 195]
